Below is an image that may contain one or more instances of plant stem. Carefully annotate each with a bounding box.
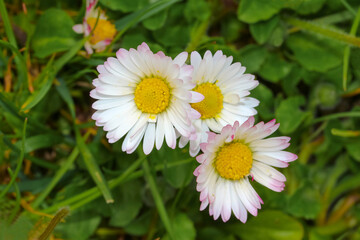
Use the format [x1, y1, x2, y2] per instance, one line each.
[142, 158, 175, 240]
[312, 111, 360, 123]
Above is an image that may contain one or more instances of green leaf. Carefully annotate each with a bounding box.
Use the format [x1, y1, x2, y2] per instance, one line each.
[237, 0, 284, 23]
[109, 180, 143, 227]
[99, 0, 147, 12]
[123, 211, 152, 236]
[239, 44, 268, 73]
[75, 126, 114, 204]
[286, 33, 343, 72]
[163, 213, 196, 240]
[275, 96, 307, 134]
[258, 53, 293, 83]
[158, 147, 194, 188]
[55, 78, 76, 120]
[286, 182, 322, 219]
[251, 84, 274, 120]
[289, 0, 326, 15]
[153, 24, 190, 47]
[54, 209, 101, 240]
[226, 210, 304, 240]
[143, 9, 168, 30]
[346, 139, 360, 162]
[32, 8, 76, 58]
[184, 0, 211, 22]
[0, 215, 33, 240]
[250, 16, 279, 44]
[14, 133, 63, 153]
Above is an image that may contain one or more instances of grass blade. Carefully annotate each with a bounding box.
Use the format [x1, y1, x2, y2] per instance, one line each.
[0, 118, 27, 199]
[55, 78, 76, 120]
[74, 126, 114, 203]
[343, 7, 360, 91]
[286, 17, 360, 47]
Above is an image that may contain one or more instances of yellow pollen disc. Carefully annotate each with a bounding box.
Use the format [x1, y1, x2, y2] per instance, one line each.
[86, 17, 116, 44]
[191, 83, 223, 119]
[134, 78, 171, 114]
[215, 142, 253, 180]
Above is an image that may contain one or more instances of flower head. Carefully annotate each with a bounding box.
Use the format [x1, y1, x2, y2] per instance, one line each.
[91, 43, 203, 155]
[194, 117, 297, 222]
[73, 0, 116, 54]
[179, 50, 259, 157]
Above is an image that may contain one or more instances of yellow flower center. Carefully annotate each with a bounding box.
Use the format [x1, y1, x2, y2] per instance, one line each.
[191, 83, 223, 119]
[215, 142, 253, 180]
[86, 17, 116, 44]
[134, 77, 171, 114]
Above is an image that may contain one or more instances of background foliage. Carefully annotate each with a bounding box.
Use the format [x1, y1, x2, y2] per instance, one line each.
[1, 0, 360, 239]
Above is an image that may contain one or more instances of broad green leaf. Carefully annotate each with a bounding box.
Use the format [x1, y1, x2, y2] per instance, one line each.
[109, 180, 143, 227]
[239, 44, 268, 73]
[163, 213, 196, 240]
[32, 8, 76, 58]
[156, 147, 194, 188]
[54, 209, 101, 240]
[258, 53, 293, 83]
[250, 16, 279, 44]
[346, 139, 360, 162]
[286, 182, 322, 219]
[313, 83, 339, 109]
[143, 9, 168, 30]
[184, 0, 211, 22]
[286, 33, 343, 72]
[275, 96, 307, 134]
[226, 210, 304, 240]
[289, 0, 326, 15]
[100, 0, 147, 12]
[14, 133, 63, 153]
[237, 0, 284, 23]
[123, 211, 152, 236]
[153, 25, 190, 47]
[0, 215, 33, 240]
[198, 227, 236, 240]
[250, 84, 274, 120]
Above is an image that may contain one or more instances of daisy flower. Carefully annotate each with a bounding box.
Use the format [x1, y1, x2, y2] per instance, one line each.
[91, 43, 203, 155]
[194, 117, 297, 222]
[73, 0, 116, 54]
[179, 50, 259, 157]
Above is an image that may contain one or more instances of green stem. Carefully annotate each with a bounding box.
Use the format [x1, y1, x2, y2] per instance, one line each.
[285, 17, 360, 47]
[143, 158, 175, 240]
[38, 208, 70, 240]
[312, 111, 360, 123]
[340, 0, 357, 16]
[0, 118, 27, 199]
[185, 17, 211, 53]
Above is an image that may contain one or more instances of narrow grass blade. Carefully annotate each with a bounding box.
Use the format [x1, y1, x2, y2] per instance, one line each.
[43, 154, 147, 213]
[286, 17, 360, 47]
[74, 126, 114, 203]
[55, 78, 76, 120]
[7, 168, 21, 224]
[0, 118, 27, 199]
[312, 111, 360, 123]
[343, 7, 360, 91]
[142, 158, 175, 240]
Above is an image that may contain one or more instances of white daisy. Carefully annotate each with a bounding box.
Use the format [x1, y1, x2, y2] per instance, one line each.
[73, 0, 116, 54]
[194, 117, 297, 222]
[91, 43, 203, 155]
[179, 50, 259, 157]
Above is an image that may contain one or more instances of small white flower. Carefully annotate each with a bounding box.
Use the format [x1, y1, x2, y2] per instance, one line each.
[73, 0, 116, 54]
[179, 50, 259, 157]
[194, 117, 297, 222]
[91, 43, 203, 155]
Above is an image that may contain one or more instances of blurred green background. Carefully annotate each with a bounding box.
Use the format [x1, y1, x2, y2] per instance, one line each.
[1, 0, 360, 239]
